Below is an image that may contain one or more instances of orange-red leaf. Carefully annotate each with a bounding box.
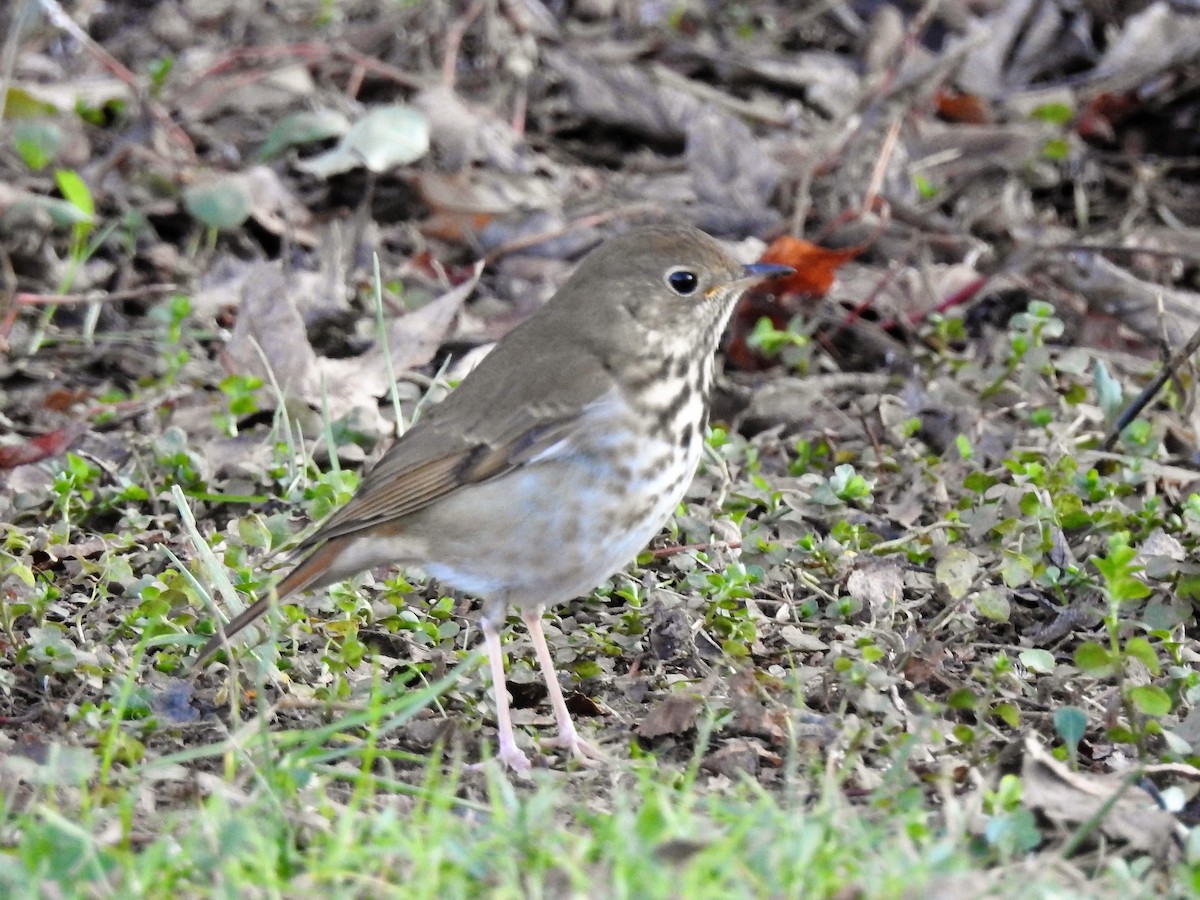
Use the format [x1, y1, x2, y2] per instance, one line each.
[757, 237, 862, 299]
[0, 426, 84, 469]
[934, 89, 991, 125]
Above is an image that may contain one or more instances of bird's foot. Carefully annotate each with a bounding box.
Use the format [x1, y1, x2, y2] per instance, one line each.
[497, 742, 534, 775]
[468, 740, 533, 776]
[539, 727, 608, 767]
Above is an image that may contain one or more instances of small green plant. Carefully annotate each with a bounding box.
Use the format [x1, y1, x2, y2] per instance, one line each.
[1030, 102, 1074, 125]
[980, 774, 1041, 857]
[55, 168, 96, 261]
[1041, 138, 1070, 161]
[147, 294, 194, 384]
[810, 463, 873, 506]
[1074, 532, 1168, 752]
[1009, 301, 1062, 360]
[788, 438, 830, 476]
[304, 467, 360, 520]
[12, 120, 62, 170]
[50, 453, 101, 522]
[216, 374, 265, 436]
[913, 173, 939, 199]
[147, 56, 175, 97]
[153, 427, 207, 491]
[746, 316, 810, 370]
[983, 300, 1064, 397]
[690, 562, 762, 657]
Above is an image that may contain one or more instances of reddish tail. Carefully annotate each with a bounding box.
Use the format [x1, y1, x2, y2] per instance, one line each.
[190, 537, 348, 669]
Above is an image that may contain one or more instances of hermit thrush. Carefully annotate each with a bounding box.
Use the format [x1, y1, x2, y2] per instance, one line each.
[193, 224, 791, 773]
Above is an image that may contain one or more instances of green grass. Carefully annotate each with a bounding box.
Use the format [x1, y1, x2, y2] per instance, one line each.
[0, 649, 1172, 899]
[4, 292, 1198, 897]
[3, 722, 1144, 900]
[4, 16, 1200, 890]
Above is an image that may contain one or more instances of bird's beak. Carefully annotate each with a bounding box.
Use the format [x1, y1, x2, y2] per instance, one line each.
[742, 262, 794, 281]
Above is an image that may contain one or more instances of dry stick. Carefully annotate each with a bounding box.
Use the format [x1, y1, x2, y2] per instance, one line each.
[11, 284, 179, 306]
[0, 1, 31, 146]
[0, 282, 178, 348]
[788, 162, 815, 239]
[442, 0, 489, 88]
[196, 42, 428, 91]
[1101, 317, 1200, 452]
[810, 0, 943, 184]
[650, 63, 791, 128]
[334, 46, 429, 90]
[481, 203, 666, 264]
[0, 284, 179, 348]
[860, 116, 903, 215]
[35, 0, 194, 160]
[0, 244, 17, 352]
[345, 57, 366, 99]
[649, 541, 741, 560]
[1050, 241, 1200, 260]
[871, 243, 1040, 333]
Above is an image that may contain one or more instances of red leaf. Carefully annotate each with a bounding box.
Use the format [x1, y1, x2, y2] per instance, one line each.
[1076, 92, 1139, 143]
[0, 425, 85, 469]
[724, 238, 864, 370]
[934, 89, 992, 125]
[757, 236, 861, 299]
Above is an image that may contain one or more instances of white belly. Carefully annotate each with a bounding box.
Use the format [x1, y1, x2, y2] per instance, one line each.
[421, 418, 700, 609]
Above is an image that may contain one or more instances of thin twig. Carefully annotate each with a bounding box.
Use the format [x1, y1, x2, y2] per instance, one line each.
[482, 204, 665, 264]
[1102, 318, 1200, 451]
[36, 0, 195, 159]
[442, 0, 488, 88]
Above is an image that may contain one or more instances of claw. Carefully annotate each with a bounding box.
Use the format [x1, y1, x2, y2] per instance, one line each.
[470, 744, 533, 776]
[540, 728, 608, 767]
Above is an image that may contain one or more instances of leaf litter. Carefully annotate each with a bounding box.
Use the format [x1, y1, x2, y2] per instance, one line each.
[2, 0, 1200, 891]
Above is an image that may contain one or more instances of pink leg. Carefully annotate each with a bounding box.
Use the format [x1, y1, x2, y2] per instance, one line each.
[483, 621, 532, 774]
[521, 609, 607, 766]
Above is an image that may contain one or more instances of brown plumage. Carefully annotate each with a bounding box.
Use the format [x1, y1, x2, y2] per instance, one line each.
[193, 225, 791, 772]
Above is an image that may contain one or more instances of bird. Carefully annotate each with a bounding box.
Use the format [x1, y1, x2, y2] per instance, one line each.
[192, 224, 792, 773]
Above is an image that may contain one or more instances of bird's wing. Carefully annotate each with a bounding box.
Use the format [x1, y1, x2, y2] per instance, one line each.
[297, 413, 573, 547]
[292, 350, 614, 551]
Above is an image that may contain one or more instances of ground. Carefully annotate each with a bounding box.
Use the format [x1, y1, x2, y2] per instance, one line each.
[2, 1, 1200, 896]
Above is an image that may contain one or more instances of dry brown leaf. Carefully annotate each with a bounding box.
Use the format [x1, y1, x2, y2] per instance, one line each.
[184, 63, 317, 120]
[240, 166, 316, 246]
[318, 262, 481, 408]
[685, 106, 782, 236]
[637, 693, 703, 739]
[546, 52, 699, 142]
[1019, 735, 1182, 855]
[846, 561, 905, 611]
[0, 424, 87, 470]
[777, 626, 828, 653]
[1089, 2, 1200, 92]
[223, 263, 320, 400]
[701, 738, 781, 778]
[1051, 252, 1199, 348]
[414, 85, 534, 173]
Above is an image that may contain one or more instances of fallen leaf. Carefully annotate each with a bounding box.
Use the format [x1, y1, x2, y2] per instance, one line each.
[685, 106, 782, 236]
[846, 561, 905, 611]
[934, 89, 992, 125]
[725, 238, 863, 370]
[1019, 735, 1182, 855]
[701, 738, 781, 778]
[935, 548, 981, 600]
[637, 693, 702, 739]
[296, 105, 430, 177]
[0, 424, 87, 469]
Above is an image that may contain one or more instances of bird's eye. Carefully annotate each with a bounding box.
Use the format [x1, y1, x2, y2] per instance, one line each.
[665, 268, 699, 295]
